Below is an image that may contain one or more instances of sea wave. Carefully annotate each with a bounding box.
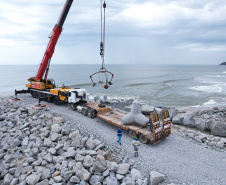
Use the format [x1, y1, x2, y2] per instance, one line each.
[189, 84, 222, 93]
[126, 82, 152, 87]
[70, 83, 92, 87]
[202, 99, 217, 106]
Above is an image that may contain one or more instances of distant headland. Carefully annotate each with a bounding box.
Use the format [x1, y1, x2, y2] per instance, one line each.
[219, 62, 226, 65]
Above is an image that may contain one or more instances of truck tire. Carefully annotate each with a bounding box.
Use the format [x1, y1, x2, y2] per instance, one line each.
[129, 130, 137, 139]
[139, 134, 148, 144]
[53, 96, 60, 105]
[87, 110, 92, 118]
[82, 108, 87, 116]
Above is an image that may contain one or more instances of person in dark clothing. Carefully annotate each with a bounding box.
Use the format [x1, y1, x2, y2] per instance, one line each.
[148, 118, 153, 132]
[117, 126, 122, 145]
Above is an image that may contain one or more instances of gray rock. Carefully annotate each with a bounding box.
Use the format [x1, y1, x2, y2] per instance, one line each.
[50, 132, 59, 142]
[2, 173, 13, 185]
[15, 162, 23, 177]
[172, 114, 184, 125]
[53, 175, 62, 183]
[22, 137, 29, 146]
[36, 179, 49, 185]
[106, 176, 119, 185]
[71, 137, 81, 148]
[122, 101, 148, 126]
[206, 120, 215, 130]
[103, 169, 110, 177]
[96, 154, 106, 167]
[69, 130, 80, 140]
[131, 168, 142, 181]
[183, 111, 195, 127]
[43, 153, 53, 163]
[93, 161, 106, 172]
[150, 171, 165, 185]
[11, 138, 21, 147]
[220, 138, 226, 143]
[89, 175, 104, 185]
[107, 161, 119, 171]
[201, 114, 212, 119]
[20, 122, 31, 130]
[123, 177, 135, 185]
[22, 166, 33, 174]
[66, 147, 76, 158]
[75, 154, 85, 162]
[117, 164, 130, 175]
[52, 117, 64, 124]
[116, 174, 124, 180]
[51, 124, 61, 133]
[135, 179, 143, 185]
[28, 109, 39, 116]
[48, 148, 56, 155]
[43, 138, 52, 147]
[10, 178, 19, 185]
[61, 125, 70, 136]
[73, 162, 91, 181]
[70, 175, 80, 183]
[194, 118, 206, 131]
[26, 174, 41, 185]
[44, 113, 53, 121]
[41, 168, 51, 180]
[83, 155, 94, 168]
[211, 122, 226, 137]
[216, 142, 224, 149]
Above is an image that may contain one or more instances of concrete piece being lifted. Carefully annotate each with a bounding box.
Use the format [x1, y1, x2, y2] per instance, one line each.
[122, 101, 148, 126]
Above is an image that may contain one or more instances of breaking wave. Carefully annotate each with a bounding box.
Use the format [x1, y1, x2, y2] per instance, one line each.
[189, 84, 222, 93]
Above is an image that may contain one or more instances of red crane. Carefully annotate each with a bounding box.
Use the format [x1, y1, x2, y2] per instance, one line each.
[27, 0, 73, 90]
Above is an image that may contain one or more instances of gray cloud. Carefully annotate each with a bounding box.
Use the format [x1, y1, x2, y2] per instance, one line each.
[0, 0, 226, 65]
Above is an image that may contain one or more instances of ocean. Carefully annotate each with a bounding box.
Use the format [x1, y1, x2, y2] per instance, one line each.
[1, 64, 226, 108]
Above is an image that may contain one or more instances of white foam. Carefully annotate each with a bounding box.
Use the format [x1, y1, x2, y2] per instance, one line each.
[189, 84, 222, 93]
[202, 99, 216, 106]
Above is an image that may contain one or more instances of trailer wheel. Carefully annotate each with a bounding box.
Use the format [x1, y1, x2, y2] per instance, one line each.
[129, 130, 137, 139]
[139, 134, 148, 144]
[82, 108, 87, 116]
[53, 96, 60, 105]
[87, 110, 92, 118]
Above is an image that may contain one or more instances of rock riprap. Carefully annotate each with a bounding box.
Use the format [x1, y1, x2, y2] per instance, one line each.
[0, 98, 163, 185]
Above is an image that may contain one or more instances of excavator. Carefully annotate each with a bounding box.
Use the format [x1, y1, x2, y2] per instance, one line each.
[15, 0, 88, 106]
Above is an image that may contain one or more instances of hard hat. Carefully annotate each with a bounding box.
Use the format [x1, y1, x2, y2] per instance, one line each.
[119, 126, 121, 128]
[135, 137, 138, 140]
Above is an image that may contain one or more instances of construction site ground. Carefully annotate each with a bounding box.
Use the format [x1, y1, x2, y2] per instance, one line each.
[12, 94, 226, 185]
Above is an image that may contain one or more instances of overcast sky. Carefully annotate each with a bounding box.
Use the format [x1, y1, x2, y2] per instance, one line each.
[1, 0, 226, 65]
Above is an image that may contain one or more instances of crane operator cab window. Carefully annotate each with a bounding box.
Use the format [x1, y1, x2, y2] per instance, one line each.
[49, 79, 56, 88]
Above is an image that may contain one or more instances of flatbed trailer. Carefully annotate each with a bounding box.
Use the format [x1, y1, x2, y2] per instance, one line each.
[87, 102, 171, 144]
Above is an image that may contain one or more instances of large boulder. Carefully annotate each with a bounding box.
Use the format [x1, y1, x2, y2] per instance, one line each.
[131, 168, 142, 181]
[149, 171, 165, 185]
[183, 111, 195, 127]
[206, 120, 215, 130]
[122, 101, 148, 126]
[194, 118, 206, 131]
[211, 122, 226, 137]
[73, 162, 91, 181]
[117, 164, 130, 175]
[172, 114, 184, 125]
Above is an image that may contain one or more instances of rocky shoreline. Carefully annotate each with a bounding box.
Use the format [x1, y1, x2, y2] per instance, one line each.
[0, 97, 167, 185]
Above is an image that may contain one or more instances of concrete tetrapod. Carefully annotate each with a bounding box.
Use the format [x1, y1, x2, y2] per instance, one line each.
[122, 101, 148, 126]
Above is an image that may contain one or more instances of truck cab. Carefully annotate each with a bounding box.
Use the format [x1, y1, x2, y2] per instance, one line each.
[68, 88, 88, 104]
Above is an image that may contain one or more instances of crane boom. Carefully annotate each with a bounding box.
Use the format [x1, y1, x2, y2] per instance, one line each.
[35, 0, 73, 81]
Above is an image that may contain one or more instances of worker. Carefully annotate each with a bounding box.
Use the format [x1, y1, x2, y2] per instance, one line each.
[117, 126, 122, 145]
[148, 118, 153, 132]
[132, 137, 141, 157]
[62, 84, 65, 89]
